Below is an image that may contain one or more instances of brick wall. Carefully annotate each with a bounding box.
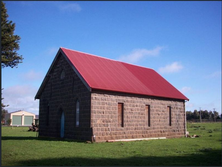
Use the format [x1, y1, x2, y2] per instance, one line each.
[39, 53, 92, 141]
[91, 91, 185, 142]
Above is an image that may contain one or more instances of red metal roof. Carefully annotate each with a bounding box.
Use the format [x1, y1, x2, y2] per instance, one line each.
[61, 47, 189, 100]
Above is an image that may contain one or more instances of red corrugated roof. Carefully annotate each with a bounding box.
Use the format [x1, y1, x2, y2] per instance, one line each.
[61, 47, 189, 100]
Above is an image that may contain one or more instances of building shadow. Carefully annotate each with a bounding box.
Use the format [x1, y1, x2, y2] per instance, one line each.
[1, 136, 38, 140]
[15, 149, 222, 166]
[1, 136, 87, 143]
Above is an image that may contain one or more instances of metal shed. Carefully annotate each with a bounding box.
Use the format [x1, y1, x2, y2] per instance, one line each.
[5, 110, 36, 126]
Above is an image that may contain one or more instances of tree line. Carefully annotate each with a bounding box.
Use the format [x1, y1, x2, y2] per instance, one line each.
[186, 110, 221, 121]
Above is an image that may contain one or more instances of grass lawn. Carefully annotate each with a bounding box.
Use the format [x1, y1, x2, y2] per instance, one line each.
[1, 122, 222, 166]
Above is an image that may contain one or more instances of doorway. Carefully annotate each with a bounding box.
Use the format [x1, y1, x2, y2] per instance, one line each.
[60, 111, 65, 138]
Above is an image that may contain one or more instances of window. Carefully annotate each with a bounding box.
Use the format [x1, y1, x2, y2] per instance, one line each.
[167, 106, 171, 126]
[50, 83, 52, 98]
[118, 103, 124, 127]
[60, 110, 65, 138]
[46, 104, 49, 126]
[146, 105, 151, 127]
[76, 100, 79, 127]
[72, 77, 75, 94]
[60, 69, 65, 80]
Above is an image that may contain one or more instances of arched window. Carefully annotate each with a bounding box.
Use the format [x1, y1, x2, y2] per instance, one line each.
[76, 100, 79, 127]
[60, 69, 65, 80]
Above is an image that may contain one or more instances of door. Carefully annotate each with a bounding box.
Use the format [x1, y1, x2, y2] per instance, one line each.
[24, 116, 33, 126]
[60, 112, 65, 138]
[12, 115, 22, 126]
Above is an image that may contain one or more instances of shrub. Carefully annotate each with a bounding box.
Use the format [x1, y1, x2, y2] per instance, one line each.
[208, 129, 213, 133]
[213, 128, 220, 132]
[6, 119, 11, 126]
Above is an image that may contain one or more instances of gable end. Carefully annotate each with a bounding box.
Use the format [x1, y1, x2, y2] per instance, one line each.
[35, 48, 91, 99]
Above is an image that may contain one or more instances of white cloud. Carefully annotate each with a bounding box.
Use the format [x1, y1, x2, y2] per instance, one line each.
[118, 46, 165, 64]
[185, 101, 195, 110]
[18, 2, 82, 13]
[2, 85, 39, 115]
[45, 47, 58, 56]
[20, 70, 43, 81]
[18, 1, 35, 7]
[205, 71, 221, 79]
[158, 62, 183, 74]
[185, 101, 221, 114]
[180, 86, 191, 94]
[57, 2, 82, 12]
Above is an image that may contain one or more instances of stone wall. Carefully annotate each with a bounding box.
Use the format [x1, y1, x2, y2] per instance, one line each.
[91, 91, 186, 142]
[39, 53, 92, 141]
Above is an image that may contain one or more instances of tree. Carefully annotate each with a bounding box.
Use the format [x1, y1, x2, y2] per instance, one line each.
[193, 110, 199, 119]
[209, 111, 213, 121]
[6, 118, 11, 126]
[1, 108, 8, 122]
[213, 111, 219, 121]
[186, 111, 193, 120]
[1, 1, 23, 68]
[202, 110, 209, 119]
[1, 89, 8, 121]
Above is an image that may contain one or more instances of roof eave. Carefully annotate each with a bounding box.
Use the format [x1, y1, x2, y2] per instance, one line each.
[91, 88, 189, 101]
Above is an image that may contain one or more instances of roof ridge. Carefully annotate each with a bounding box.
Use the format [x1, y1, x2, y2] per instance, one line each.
[121, 61, 154, 71]
[61, 47, 118, 62]
[61, 47, 154, 71]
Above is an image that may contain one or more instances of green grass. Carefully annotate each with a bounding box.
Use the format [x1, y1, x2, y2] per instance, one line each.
[1, 123, 222, 166]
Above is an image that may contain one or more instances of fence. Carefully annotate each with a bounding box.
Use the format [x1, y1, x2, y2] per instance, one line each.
[187, 119, 221, 123]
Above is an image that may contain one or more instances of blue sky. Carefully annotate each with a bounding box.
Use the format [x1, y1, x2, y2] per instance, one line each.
[2, 1, 221, 115]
